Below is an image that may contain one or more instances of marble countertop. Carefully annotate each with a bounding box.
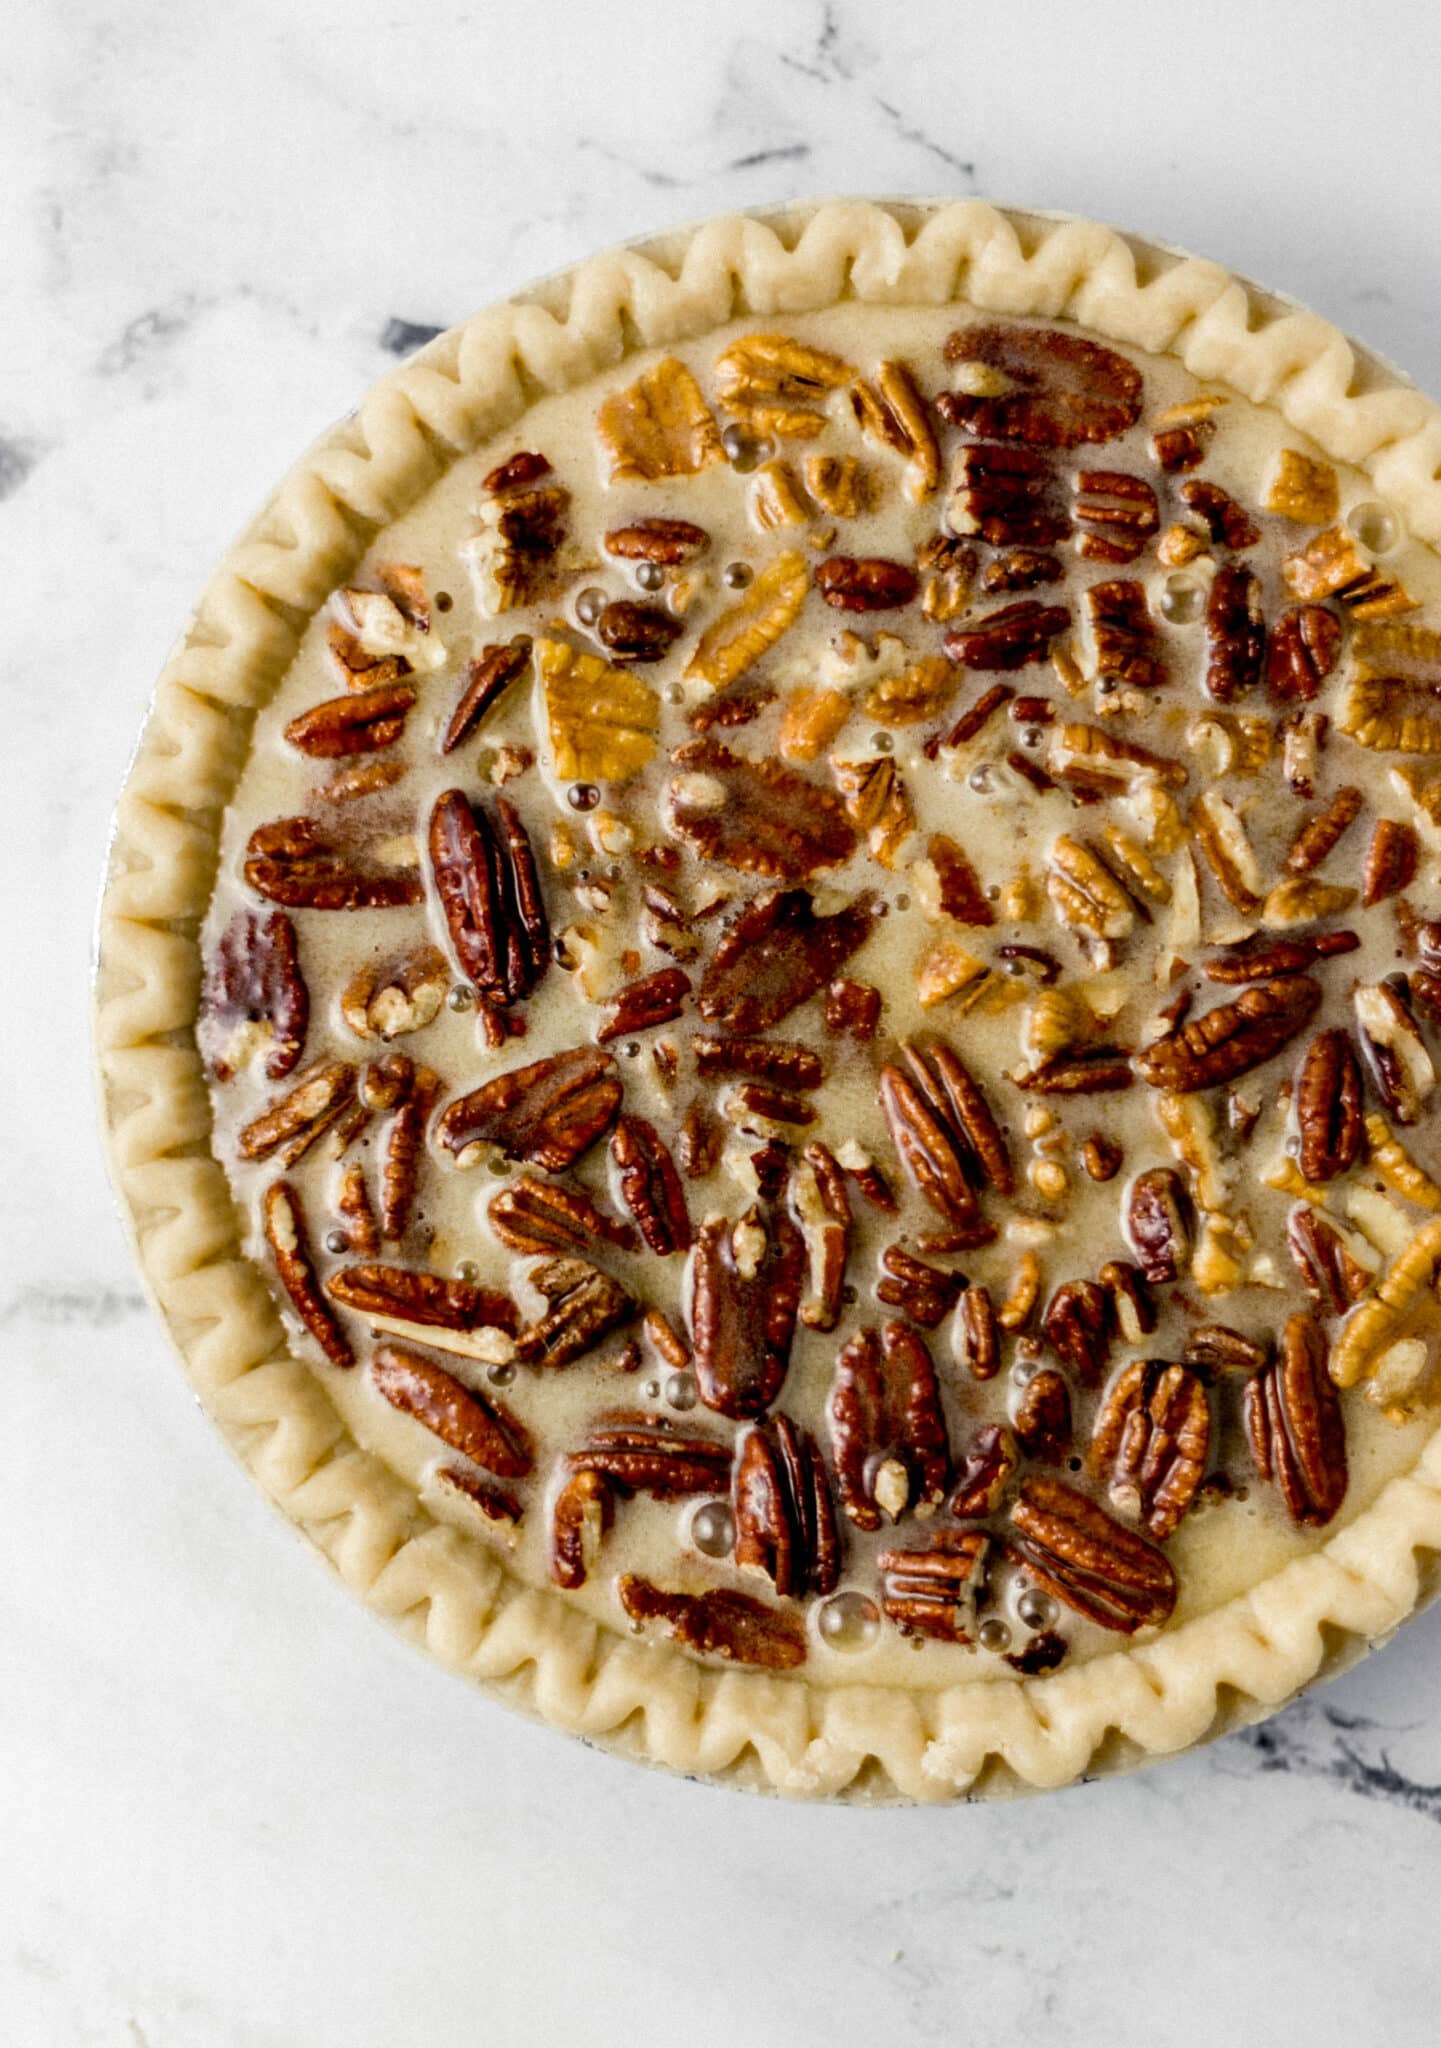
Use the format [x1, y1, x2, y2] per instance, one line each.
[6, 2, 1441, 2042]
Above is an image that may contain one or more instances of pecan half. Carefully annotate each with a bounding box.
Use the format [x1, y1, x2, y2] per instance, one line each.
[823, 976, 882, 1041]
[1288, 1205, 1373, 1314]
[697, 887, 877, 1036]
[949, 1422, 1018, 1517]
[1203, 564, 1266, 703]
[440, 635, 532, 752]
[1266, 605, 1342, 703]
[596, 600, 684, 663]
[1342, 673, 1441, 754]
[537, 637, 659, 782]
[667, 736, 856, 879]
[568, 1410, 730, 1495]
[429, 789, 548, 1014]
[603, 517, 709, 563]
[1285, 786, 1363, 874]
[946, 442, 1067, 548]
[1006, 1478, 1177, 1634]
[325, 1261, 518, 1338]
[955, 1285, 1002, 1381]
[617, 1575, 806, 1668]
[1091, 1360, 1210, 1541]
[734, 1414, 841, 1599]
[380, 1062, 439, 1238]
[1041, 1279, 1112, 1386]
[200, 909, 308, 1082]
[1125, 1168, 1192, 1284]
[262, 1180, 353, 1368]
[1179, 479, 1259, 550]
[596, 965, 691, 1044]
[1085, 579, 1166, 690]
[243, 815, 423, 911]
[515, 1257, 635, 1369]
[611, 1116, 690, 1255]
[1072, 472, 1158, 563]
[436, 1046, 621, 1170]
[879, 1040, 1009, 1227]
[1014, 1045, 1135, 1095]
[1183, 1323, 1269, 1376]
[238, 1059, 356, 1168]
[830, 1322, 950, 1530]
[489, 1172, 636, 1256]
[1362, 819, 1419, 907]
[284, 681, 416, 758]
[879, 1530, 989, 1641]
[372, 1343, 531, 1477]
[1242, 1313, 1347, 1526]
[1295, 1028, 1363, 1182]
[944, 600, 1070, 672]
[849, 358, 941, 496]
[1133, 977, 1321, 1091]
[596, 358, 722, 482]
[875, 1244, 963, 1328]
[676, 1097, 723, 1179]
[1013, 1367, 1073, 1464]
[550, 1469, 614, 1589]
[939, 325, 1142, 447]
[1354, 982, 1436, 1123]
[1285, 526, 1415, 615]
[1202, 931, 1359, 983]
[792, 1141, 851, 1332]
[814, 555, 917, 611]
[723, 1081, 815, 1135]
[688, 1203, 805, 1420]
[683, 550, 808, 692]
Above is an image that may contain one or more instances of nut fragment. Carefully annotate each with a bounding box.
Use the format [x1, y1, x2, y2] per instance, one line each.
[1091, 1360, 1210, 1541]
[1362, 819, 1419, 906]
[1285, 786, 1363, 874]
[829, 1322, 950, 1531]
[239, 1059, 356, 1168]
[1072, 471, 1158, 563]
[1284, 526, 1415, 616]
[340, 943, 448, 1042]
[1179, 479, 1259, 551]
[1191, 793, 1262, 913]
[1046, 834, 1135, 942]
[878, 1530, 989, 1641]
[1013, 1367, 1073, 1464]
[1005, 1477, 1176, 1634]
[1363, 1110, 1441, 1212]
[875, 1244, 963, 1328]
[792, 1141, 851, 1332]
[1288, 1206, 1374, 1316]
[1353, 982, 1436, 1124]
[831, 755, 915, 867]
[596, 966, 691, 1044]
[916, 832, 994, 927]
[617, 1575, 806, 1669]
[596, 357, 722, 481]
[596, 600, 684, 663]
[1263, 449, 1339, 526]
[949, 1423, 1018, 1516]
[1242, 1313, 1347, 1526]
[815, 556, 918, 611]
[200, 909, 308, 1083]
[262, 1180, 354, 1369]
[1265, 606, 1342, 703]
[550, 1469, 615, 1590]
[849, 359, 941, 497]
[1041, 1279, 1112, 1386]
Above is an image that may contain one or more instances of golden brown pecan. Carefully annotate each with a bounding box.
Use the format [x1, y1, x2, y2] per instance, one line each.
[1015, 1045, 1136, 1095]
[1184, 1323, 1269, 1375]
[667, 736, 856, 879]
[603, 516, 709, 563]
[1364, 1110, 1441, 1210]
[1263, 448, 1339, 525]
[684, 549, 809, 691]
[715, 332, 853, 437]
[1042, 1279, 1112, 1386]
[437, 1046, 621, 1171]
[917, 532, 978, 621]
[919, 832, 994, 927]
[429, 789, 549, 1013]
[618, 1575, 806, 1668]
[1124, 1169, 1192, 1284]
[262, 1179, 354, 1368]
[1202, 930, 1359, 983]
[440, 636, 533, 753]
[823, 975, 882, 1041]
[880, 1038, 1012, 1226]
[1191, 792, 1262, 912]
[734, 1413, 841, 1599]
[1046, 833, 1136, 943]
[939, 325, 1142, 447]
[567, 1410, 730, 1496]
[340, 942, 448, 1043]
[327, 619, 411, 693]
[792, 1141, 851, 1332]
[1342, 673, 1441, 754]
[596, 599, 684, 663]
[688, 681, 778, 736]
[200, 909, 308, 1084]
[335, 1162, 379, 1257]
[1203, 563, 1266, 702]
[875, 1244, 964, 1328]
[550, 1469, 614, 1590]
[831, 754, 915, 868]
[955, 1284, 1002, 1381]
[1287, 1205, 1374, 1314]
[945, 441, 1068, 548]
[829, 1321, 950, 1530]
[244, 815, 423, 911]
[515, 1257, 635, 1369]
[1084, 578, 1166, 690]
[238, 1059, 356, 1167]
[283, 682, 415, 758]
[945, 599, 1070, 672]
[1072, 471, 1159, 563]
[688, 1202, 806, 1420]
[949, 1422, 1018, 1516]
[697, 887, 877, 1035]
[1296, 1028, 1364, 1182]
[536, 637, 659, 782]
[1101, 1259, 1157, 1343]
[1284, 526, 1415, 615]
[1083, 1133, 1124, 1181]
[1285, 786, 1363, 873]
[1013, 1367, 1073, 1463]
[489, 1172, 636, 1255]
[1179, 479, 1259, 550]
[596, 966, 691, 1044]
[611, 1116, 690, 1256]
[596, 357, 722, 481]
[1265, 605, 1342, 703]
[849, 358, 941, 497]
[1133, 977, 1321, 1091]
[1091, 1359, 1210, 1541]
[879, 1529, 989, 1642]
[1362, 819, 1419, 906]
[1354, 982, 1436, 1124]
[694, 1036, 823, 1089]
[380, 1062, 439, 1238]
[435, 1464, 523, 1538]
[372, 1342, 531, 1477]
[814, 555, 918, 611]
[863, 654, 956, 727]
[326, 1261, 518, 1338]
[1243, 1313, 1347, 1527]
[1005, 1477, 1176, 1633]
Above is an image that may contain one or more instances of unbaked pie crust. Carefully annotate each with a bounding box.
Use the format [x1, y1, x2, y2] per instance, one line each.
[95, 201, 1441, 1800]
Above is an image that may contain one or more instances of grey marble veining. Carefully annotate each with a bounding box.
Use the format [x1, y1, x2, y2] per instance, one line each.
[6, 1, 1441, 2042]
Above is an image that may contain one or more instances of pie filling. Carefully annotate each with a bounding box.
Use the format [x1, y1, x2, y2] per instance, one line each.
[200, 300, 1441, 1687]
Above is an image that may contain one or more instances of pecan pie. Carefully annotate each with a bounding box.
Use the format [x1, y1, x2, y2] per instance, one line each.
[97, 201, 1441, 1801]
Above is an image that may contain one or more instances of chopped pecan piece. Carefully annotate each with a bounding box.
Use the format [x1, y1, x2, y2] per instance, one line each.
[667, 736, 856, 879]
[1266, 605, 1342, 703]
[611, 1116, 690, 1255]
[1085, 579, 1166, 690]
[1101, 1259, 1157, 1343]
[849, 358, 941, 497]
[1288, 1205, 1374, 1314]
[1006, 1477, 1176, 1634]
[489, 1172, 636, 1256]
[690, 680, 778, 734]
[380, 1062, 439, 1238]
[1124, 1169, 1192, 1284]
[697, 887, 877, 1035]
[676, 1097, 723, 1179]
[1264, 449, 1339, 525]
[1362, 819, 1419, 906]
[244, 815, 423, 911]
[603, 517, 709, 563]
[1072, 471, 1159, 563]
[515, 1257, 634, 1369]
[596, 599, 684, 663]
[372, 1343, 530, 1477]
[734, 1414, 841, 1599]
[1285, 786, 1363, 873]
[1284, 526, 1415, 615]
[536, 637, 659, 782]
[949, 1422, 1018, 1516]
[1242, 1313, 1347, 1526]
[879, 1530, 989, 1642]
[880, 1038, 1012, 1225]
[596, 357, 722, 481]
[550, 1469, 614, 1590]
[1133, 977, 1321, 1091]
[1202, 930, 1358, 983]
[201, 909, 308, 1083]
[864, 654, 956, 727]
[1203, 564, 1266, 703]
[1083, 1132, 1124, 1181]
[283, 682, 415, 758]
[436, 1465, 523, 1539]
[1354, 982, 1436, 1124]
[1296, 1028, 1364, 1182]
[983, 549, 1062, 593]
[440, 636, 533, 752]
[814, 555, 918, 611]
[596, 965, 691, 1044]
[1342, 673, 1441, 754]
[1184, 1323, 1269, 1376]
[694, 1036, 823, 1089]
[945, 599, 1070, 672]
[1013, 1367, 1073, 1464]
[467, 479, 568, 615]
[684, 550, 808, 692]
[336, 1162, 379, 1257]
[831, 755, 915, 868]
[823, 976, 882, 1041]
[1191, 792, 1262, 912]
[1015, 1045, 1135, 1095]
[327, 618, 411, 693]
[1041, 1279, 1112, 1386]
[918, 832, 994, 926]
[792, 1141, 851, 1332]
[875, 1244, 963, 1328]
[955, 1285, 1002, 1381]
[238, 1059, 356, 1168]
[618, 1575, 806, 1669]
[340, 943, 447, 1044]
[939, 325, 1142, 447]
[1179, 479, 1259, 550]
[481, 451, 550, 494]
[429, 789, 548, 1014]
[688, 1202, 805, 1418]
[830, 1322, 950, 1530]
[262, 1180, 354, 1368]
[1091, 1359, 1210, 1541]
[313, 758, 407, 803]
[437, 1046, 621, 1170]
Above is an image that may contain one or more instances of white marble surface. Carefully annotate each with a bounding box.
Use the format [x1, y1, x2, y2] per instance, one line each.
[6, 1, 1441, 2041]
